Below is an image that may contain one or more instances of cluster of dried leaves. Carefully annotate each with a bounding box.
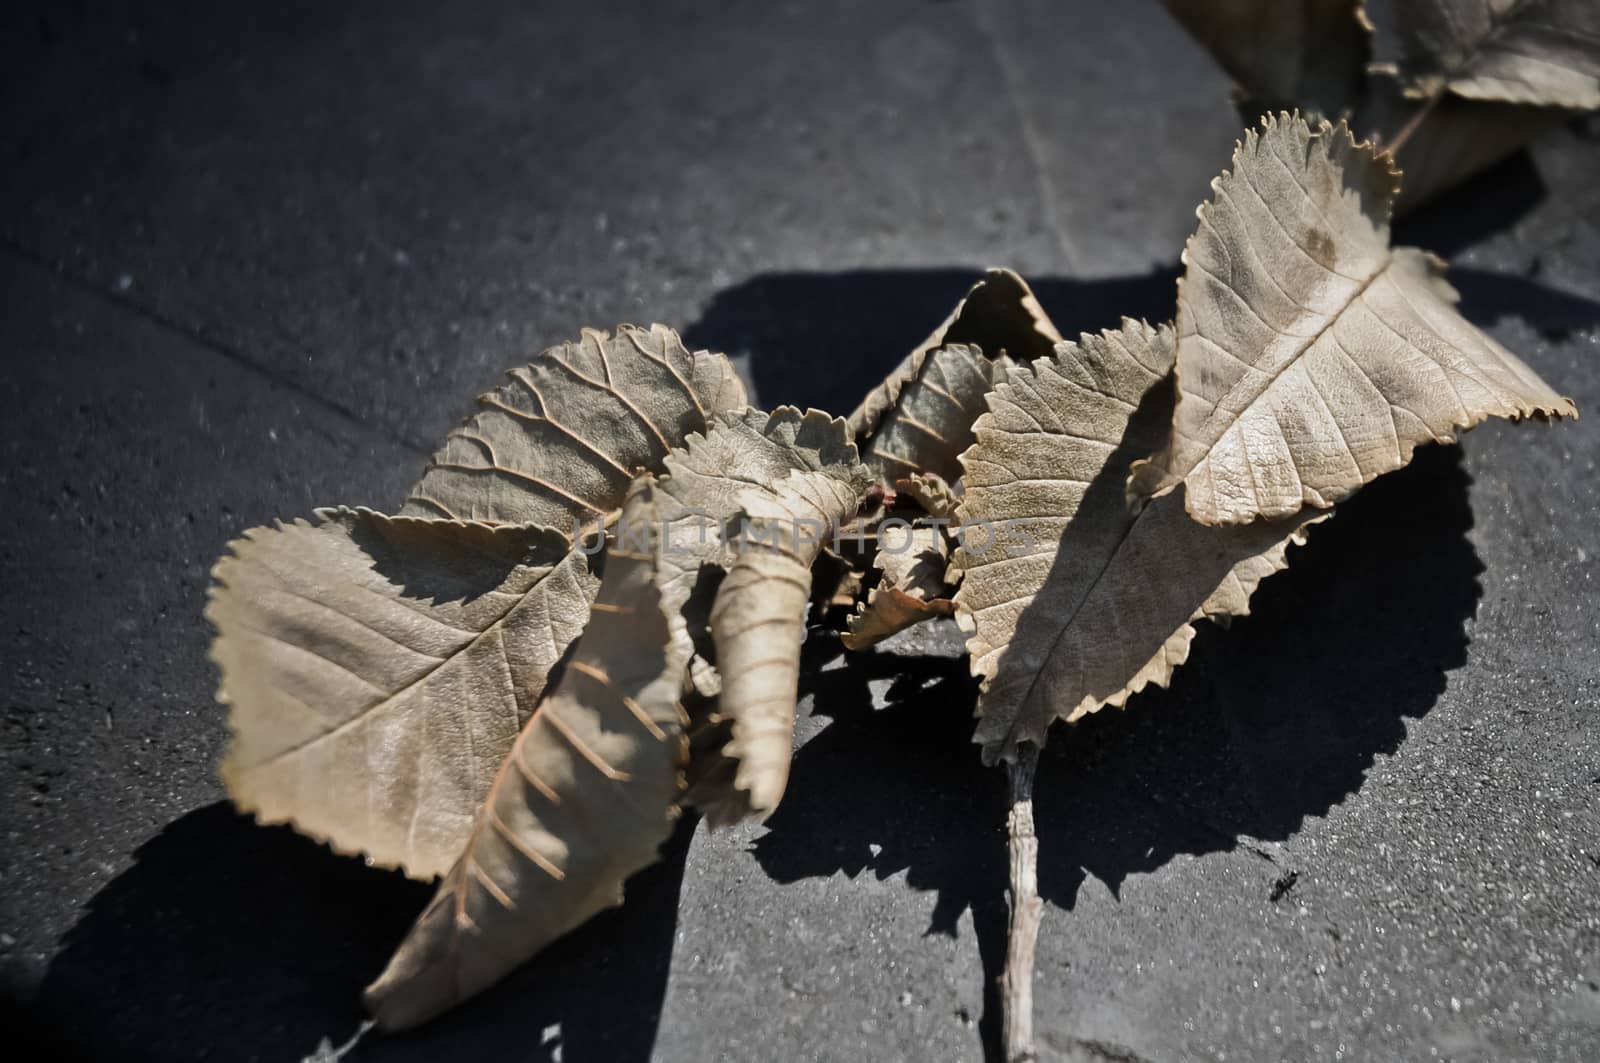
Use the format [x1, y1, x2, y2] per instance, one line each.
[207, 6, 1593, 1049]
[1163, 0, 1600, 211]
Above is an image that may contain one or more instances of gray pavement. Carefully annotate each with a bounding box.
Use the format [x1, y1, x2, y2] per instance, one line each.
[1, 2, 1597, 1061]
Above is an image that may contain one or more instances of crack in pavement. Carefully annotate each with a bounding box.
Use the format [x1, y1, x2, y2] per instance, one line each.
[0, 234, 431, 459]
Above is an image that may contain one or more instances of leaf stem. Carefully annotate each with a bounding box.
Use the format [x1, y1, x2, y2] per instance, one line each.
[1002, 742, 1042, 1063]
[1386, 86, 1445, 155]
[302, 1019, 374, 1062]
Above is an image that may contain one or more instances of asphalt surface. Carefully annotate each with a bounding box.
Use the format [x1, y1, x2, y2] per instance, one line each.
[2, 2, 1598, 1061]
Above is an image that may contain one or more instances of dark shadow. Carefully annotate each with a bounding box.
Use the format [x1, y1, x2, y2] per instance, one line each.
[754, 445, 1480, 1062]
[767, 630, 1005, 1054]
[350, 519, 577, 606]
[33, 803, 693, 1063]
[1392, 149, 1547, 259]
[0, 993, 77, 1059]
[1444, 268, 1600, 339]
[1032, 444, 1480, 903]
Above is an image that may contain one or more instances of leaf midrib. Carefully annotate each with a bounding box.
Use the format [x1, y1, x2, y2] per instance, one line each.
[1175, 252, 1392, 482]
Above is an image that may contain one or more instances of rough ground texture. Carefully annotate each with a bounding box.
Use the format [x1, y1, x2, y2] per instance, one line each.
[2, 2, 1598, 1061]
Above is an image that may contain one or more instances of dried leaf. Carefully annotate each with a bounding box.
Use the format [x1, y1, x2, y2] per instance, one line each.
[855, 343, 1012, 486]
[403, 324, 747, 528]
[842, 522, 955, 651]
[364, 483, 686, 1031]
[654, 407, 870, 672]
[1391, 0, 1600, 108]
[849, 269, 1059, 478]
[843, 587, 958, 649]
[1162, 0, 1370, 119]
[208, 511, 597, 879]
[1359, 69, 1572, 210]
[813, 547, 866, 609]
[682, 694, 737, 815]
[953, 321, 1324, 764]
[708, 517, 813, 816]
[687, 653, 722, 699]
[876, 521, 951, 593]
[1128, 114, 1575, 526]
[650, 407, 871, 822]
[896, 471, 962, 520]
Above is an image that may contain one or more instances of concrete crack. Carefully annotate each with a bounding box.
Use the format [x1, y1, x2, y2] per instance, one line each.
[0, 234, 429, 458]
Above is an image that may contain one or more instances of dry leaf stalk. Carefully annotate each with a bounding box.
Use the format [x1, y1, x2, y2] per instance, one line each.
[1002, 743, 1042, 1063]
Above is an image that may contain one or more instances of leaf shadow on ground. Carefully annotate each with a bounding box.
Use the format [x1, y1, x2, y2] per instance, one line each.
[30, 806, 696, 1063]
[758, 444, 1481, 1063]
[1390, 147, 1548, 259]
[1394, 148, 1600, 339]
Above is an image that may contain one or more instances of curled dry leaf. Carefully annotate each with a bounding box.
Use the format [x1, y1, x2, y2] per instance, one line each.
[709, 517, 813, 816]
[365, 483, 686, 1031]
[855, 343, 1012, 487]
[953, 321, 1324, 764]
[896, 471, 961, 520]
[208, 510, 597, 879]
[873, 521, 953, 592]
[681, 695, 738, 819]
[653, 407, 870, 670]
[1161, 0, 1370, 119]
[842, 587, 957, 649]
[687, 653, 722, 699]
[1128, 114, 1576, 527]
[1391, 0, 1600, 109]
[841, 522, 956, 650]
[651, 407, 871, 823]
[403, 324, 747, 527]
[849, 269, 1060, 483]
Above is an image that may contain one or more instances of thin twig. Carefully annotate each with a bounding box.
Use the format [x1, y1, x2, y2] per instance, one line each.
[1002, 742, 1042, 1063]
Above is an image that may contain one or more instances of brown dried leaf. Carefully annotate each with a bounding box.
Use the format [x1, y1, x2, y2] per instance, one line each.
[876, 521, 950, 592]
[403, 324, 747, 528]
[364, 483, 686, 1031]
[895, 471, 962, 520]
[687, 653, 722, 699]
[849, 269, 1059, 481]
[855, 343, 1011, 486]
[650, 407, 871, 823]
[1162, 0, 1370, 119]
[1390, 0, 1600, 108]
[708, 517, 813, 816]
[953, 321, 1324, 764]
[682, 694, 737, 816]
[842, 522, 955, 651]
[654, 407, 870, 673]
[842, 587, 958, 651]
[208, 511, 597, 879]
[1129, 114, 1575, 526]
